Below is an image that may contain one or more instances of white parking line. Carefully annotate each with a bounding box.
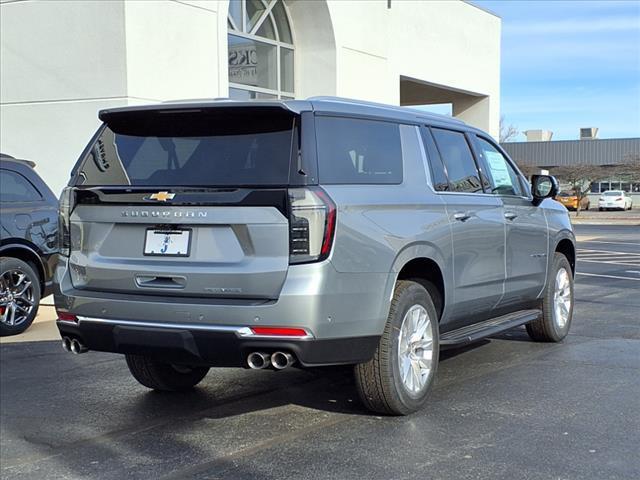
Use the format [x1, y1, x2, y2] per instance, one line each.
[577, 248, 640, 266]
[576, 272, 640, 281]
[578, 249, 640, 256]
[578, 240, 640, 246]
[578, 252, 640, 260]
[579, 259, 640, 267]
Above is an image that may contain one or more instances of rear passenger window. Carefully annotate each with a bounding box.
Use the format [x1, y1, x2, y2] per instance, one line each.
[0, 169, 42, 202]
[420, 127, 449, 191]
[431, 128, 483, 193]
[316, 117, 402, 184]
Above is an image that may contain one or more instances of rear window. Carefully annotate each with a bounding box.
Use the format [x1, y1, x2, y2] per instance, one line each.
[0, 169, 42, 202]
[77, 108, 296, 187]
[316, 116, 403, 184]
[604, 191, 622, 196]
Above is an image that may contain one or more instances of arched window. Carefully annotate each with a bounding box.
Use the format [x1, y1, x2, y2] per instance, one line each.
[228, 0, 294, 100]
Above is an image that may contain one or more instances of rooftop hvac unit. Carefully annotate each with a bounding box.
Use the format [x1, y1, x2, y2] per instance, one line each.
[524, 130, 553, 142]
[580, 127, 598, 140]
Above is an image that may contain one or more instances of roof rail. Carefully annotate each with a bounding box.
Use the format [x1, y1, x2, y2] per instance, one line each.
[307, 96, 464, 124]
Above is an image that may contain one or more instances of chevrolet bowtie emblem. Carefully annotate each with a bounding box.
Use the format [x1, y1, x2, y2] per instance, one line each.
[147, 192, 175, 202]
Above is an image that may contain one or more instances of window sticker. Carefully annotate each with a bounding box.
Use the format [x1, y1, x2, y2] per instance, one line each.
[485, 151, 512, 187]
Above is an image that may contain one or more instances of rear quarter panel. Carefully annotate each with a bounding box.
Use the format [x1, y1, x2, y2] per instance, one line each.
[322, 137, 454, 329]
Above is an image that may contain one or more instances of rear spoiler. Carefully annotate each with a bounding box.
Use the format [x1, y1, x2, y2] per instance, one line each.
[99, 99, 312, 123]
[0, 155, 36, 168]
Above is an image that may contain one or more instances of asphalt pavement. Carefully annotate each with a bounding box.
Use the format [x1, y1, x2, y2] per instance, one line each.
[1, 225, 638, 480]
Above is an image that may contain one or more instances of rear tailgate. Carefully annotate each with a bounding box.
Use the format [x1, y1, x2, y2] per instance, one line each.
[69, 193, 289, 300]
[64, 105, 310, 300]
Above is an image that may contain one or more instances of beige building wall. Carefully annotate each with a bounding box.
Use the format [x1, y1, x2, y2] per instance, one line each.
[1, 0, 500, 194]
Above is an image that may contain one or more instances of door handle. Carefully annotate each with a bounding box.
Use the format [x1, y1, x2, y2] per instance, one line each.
[504, 212, 518, 221]
[453, 212, 471, 222]
[135, 275, 186, 289]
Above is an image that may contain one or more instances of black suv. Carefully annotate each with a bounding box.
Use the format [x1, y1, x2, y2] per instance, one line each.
[1, 154, 58, 336]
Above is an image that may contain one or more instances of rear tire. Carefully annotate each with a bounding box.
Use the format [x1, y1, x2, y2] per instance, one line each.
[526, 253, 574, 342]
[125, 354, 209, 391]
[354, 280, 439, 415]
[0, 257, 41, 337]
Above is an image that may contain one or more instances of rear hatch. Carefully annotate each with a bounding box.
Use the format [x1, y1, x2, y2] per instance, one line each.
[63, 105, 311, 300]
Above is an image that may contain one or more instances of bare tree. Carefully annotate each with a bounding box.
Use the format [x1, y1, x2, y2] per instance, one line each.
[617, 154, 640, 182]
[551, 164, 606, 215]
[499, 115, 519, 143]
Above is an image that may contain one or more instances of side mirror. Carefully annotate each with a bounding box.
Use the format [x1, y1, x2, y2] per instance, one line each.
[531, 175, 559, 206]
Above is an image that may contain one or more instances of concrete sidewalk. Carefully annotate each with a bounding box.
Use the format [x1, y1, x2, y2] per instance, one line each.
[0, 305, 59, 344]
[569, 209, 640, 225]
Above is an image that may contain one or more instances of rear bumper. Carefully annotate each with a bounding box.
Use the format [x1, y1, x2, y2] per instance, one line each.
[54, 257, 392, 364]
[56, 317, 379, 367]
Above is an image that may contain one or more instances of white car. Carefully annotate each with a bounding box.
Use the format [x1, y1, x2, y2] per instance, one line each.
[598, 191, 633, 211]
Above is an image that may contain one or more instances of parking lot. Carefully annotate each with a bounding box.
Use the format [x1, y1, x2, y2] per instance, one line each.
[1, 224, 638, 480]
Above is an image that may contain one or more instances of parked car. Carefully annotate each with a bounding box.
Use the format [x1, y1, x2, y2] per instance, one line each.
[1, 154, 58, 336]
[598, 191, 633, 211]
[556, 191, 590, 211]
[54, 97, 575, 415]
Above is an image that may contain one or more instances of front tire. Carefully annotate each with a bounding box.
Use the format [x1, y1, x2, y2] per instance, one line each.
[354, 280, 439, 415]
[0, 257, 41, 336]
[125, 354, 209, 391]
[526, 253, 574, 342]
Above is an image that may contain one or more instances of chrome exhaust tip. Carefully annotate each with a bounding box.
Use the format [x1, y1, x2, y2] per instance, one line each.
[247, 352, 271, 369]
[70, 338, 88, 354]
[62, 337, 72, 352]
[271, 351, 295, 370]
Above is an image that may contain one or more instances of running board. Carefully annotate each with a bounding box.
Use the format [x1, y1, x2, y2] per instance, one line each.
[439, 309, 541, 346]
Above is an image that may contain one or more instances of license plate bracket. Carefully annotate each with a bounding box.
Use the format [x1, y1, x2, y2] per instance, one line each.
[144, 229, 191, 256]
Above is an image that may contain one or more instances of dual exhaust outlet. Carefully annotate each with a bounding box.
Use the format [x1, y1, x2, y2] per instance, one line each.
[247, 351, 295, 370]
[62, 336, 88, 354]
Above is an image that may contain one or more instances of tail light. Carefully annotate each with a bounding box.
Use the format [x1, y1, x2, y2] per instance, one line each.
[616, 197, 623, 201]
[58, 187, 75, 256]
[287, 187, 336, 264]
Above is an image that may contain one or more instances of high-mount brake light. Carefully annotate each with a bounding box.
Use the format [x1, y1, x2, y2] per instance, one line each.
[287, 187, 336, 264]
[249, 327, 309, 337]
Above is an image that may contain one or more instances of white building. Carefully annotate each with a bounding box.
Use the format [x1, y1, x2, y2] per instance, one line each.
[0, 0, 501, 194]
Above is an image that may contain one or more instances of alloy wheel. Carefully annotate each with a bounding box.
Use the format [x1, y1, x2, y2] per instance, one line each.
[553, 268, 572, 329]
[397, 304, 433, 394]
[0, 269, 36, 327]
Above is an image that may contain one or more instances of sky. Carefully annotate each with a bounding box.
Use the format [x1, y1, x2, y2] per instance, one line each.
[460, 1, 640, 141]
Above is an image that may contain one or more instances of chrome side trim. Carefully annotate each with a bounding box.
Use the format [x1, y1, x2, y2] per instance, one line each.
[77, 316, 243, 333]
[75, 317, 314, 339]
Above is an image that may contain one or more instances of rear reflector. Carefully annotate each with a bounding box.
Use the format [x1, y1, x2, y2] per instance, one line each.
[57, 311, 78, 322]
[250, 327, 309, 337]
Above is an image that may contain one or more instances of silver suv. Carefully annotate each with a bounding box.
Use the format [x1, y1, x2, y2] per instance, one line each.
[54, 97, 575, 415]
